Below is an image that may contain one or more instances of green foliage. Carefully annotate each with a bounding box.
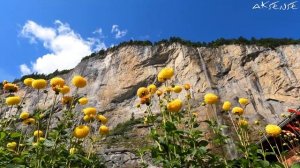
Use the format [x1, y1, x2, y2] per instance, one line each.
[13, 69, 72, 83]
[109, 118, 142, 136]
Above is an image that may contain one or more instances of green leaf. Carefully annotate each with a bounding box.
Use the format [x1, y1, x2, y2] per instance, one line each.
[292, 163, 300, 168]
[43, 139, 55, 147]
[10, 132, 21, 138]
[0, 132, 6, 140]
[165, 121, 177, 132]
[198, 140, 209, 147]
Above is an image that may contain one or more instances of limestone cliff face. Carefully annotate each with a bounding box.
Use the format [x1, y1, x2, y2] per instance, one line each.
[15, 43, 300, 129]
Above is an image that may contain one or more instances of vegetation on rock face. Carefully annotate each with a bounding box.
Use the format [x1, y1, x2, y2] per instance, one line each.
[80, 36, 300, 63]
[0, 76, 108, 167]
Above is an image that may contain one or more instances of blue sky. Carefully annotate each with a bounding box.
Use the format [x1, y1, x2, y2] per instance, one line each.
[0, 0, 299, 81]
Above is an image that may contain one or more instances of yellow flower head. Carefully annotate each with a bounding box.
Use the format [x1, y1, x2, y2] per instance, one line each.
[61, 96, 73, 105]
[6, 96, 21, 106]
[222, 101, 231, 111]
[99, 125, 109, 135]
[239, 98, 249, 106]
[147, 84, 157, 94]
[34, 130, 43, 137]
[137, 87, 149, 98]
[20, 112, 30, 120]
[69, 147, 77, 155]
[184, 83, 191, 90]
[73, 125, 90, 138]
[157, 67, 174, 82]
[156, 90, 163, 97]
[232, 107, 244, 115]
[265, 124, 281, 137]
[97, 115, 108, 124]
[82, 107, 97, 116]
[7, 142, 17, 150]
[59, 85, 70, 94]
[140, 95, 151, 105]
[238, 119, 248, 127]
[50, 77, 65, 87]
[167, 99, 183, 112]
[173, 85, 182, 93]
[23, 118, 35, 125]
[83, 115, 93, 122]
[164, 87, 173, 93]
[24, 78, 34, 87]
[38, 137, 45, 142]
[32, 79, 47, 90]
[78, 97, 88, 105]
[3, 83, 19, 92]
[204, 93, 218, 104]
[72, 75, 87, 88]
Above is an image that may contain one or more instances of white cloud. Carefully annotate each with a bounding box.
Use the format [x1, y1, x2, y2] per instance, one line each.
[20, 64, 32, 76]
[111, 25, 127, 39]
[20, 20, 106, 75]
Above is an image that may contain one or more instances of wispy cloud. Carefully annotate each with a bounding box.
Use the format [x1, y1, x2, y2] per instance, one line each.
[111, 25, 127, 39]
[19, 20, 106, 75]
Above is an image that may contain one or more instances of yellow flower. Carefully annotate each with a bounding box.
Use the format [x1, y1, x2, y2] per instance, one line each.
[158, 76, 166, 83]
[184, 83, 191, 90]
[83, 115, 92, 122]
[173, 85, 182, 93]
[20, 112, 30, 120]
[69, 148, 77, 155]
[232, 107, 244, 115]
[254, 120, 260, 125]
[38, 137, 45, 142]
[99, 125, 109, 135]
[157, 68, 174, 82]
[238, 119, 248, 127]
[222, 101, 231, 111]
[7, 142, 17, 150]
[82, 107, 97, 116]
[78, 97, 88, 105]
[164, 87, 173, 93]
[6, 96, 21, 106]
[265, 124, 281, 137]
[97, 115, 108, 124]
[239, 98, 249, 106]
[32, 142, 39, 147]
[61, 96, 73, 105]
[73, 125, 90, 138]
[156, 90, 163, 97]
[23, 118, 35, 125]
[3, 83, 19, 92]
[50, 77, 65, 87]
[34, 130, 43, 137]
[24, 78, 34, 87]
[167, 99, 183, 112]
[137, 87, 149, 98]
[72, 75, 87, 88]
[32, 79, 47, 89]
[147, 84, 157, 94]
[204, 93, 218, 104]
[140, 95, 151, 105]
[59, 85, 70, 94]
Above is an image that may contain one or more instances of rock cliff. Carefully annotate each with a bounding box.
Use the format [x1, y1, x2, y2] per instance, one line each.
[6, 42, 300, 167]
